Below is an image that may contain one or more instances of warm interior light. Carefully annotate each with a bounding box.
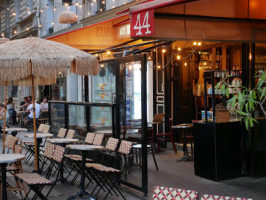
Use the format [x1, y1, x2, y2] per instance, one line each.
[197, 42, 202, 46]
[157, 65, 161, 69]
[162, 49, 166, 53]
[249, 53, 252, 61]
[177, 55, 181, 60]
[177, 47, 181, 51]
[107, 51, 111, 55]
[193, 42, 197, 46]
[184, 62, 187, 66]
[101, 64, 104, 68]
[128, 65, 133, 70]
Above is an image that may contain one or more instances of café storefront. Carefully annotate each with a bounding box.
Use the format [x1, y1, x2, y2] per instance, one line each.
[127, 0, 266, 187]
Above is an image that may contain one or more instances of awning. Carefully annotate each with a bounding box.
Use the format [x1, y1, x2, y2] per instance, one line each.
[130, 0, 200, 14]
[47, 15, 131, 51]
[129, 0, 266, 43]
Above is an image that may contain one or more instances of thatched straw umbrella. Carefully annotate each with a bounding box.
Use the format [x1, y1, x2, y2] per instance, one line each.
[0, 37, 10, 154]
[0, 37, 99, 171]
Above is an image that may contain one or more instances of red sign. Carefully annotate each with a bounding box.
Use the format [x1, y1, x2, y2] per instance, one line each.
[130, 9, 154, 37]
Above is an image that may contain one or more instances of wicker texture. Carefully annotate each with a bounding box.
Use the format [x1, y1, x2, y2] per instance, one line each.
[85, 132, 95, 144]
[66, 129, 75, 139]
[105, 138, 119, 151]
[92, 134, 104, 146]
[153, 186, 198, 200]
[57, 128, 67, 138]
[118, 140, 132, 155]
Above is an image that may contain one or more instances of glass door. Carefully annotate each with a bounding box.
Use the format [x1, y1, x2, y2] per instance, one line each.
[116, 55, 148, 195]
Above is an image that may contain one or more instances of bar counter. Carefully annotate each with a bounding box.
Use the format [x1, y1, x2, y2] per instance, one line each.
[193, 121, 242, 181]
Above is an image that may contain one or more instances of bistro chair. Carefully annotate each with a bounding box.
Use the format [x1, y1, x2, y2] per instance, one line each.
[118, 140, 133, 178]
[85, 152, 126, 200]
[16, 145, 65, 200]
[133, 128, 158, 170]
[156, 118, 177, 154]
[93, 134, 104, 146]
[153, 186, 199, 200]
[57, 128, 67, 138]
[85, 132, 95, 144]
[3, 134, 18, 153]
[105, 137, 119, 154]
[3, 139, 27, 197]
[201, 194, 253, 200]
[66, 129, 75, 139]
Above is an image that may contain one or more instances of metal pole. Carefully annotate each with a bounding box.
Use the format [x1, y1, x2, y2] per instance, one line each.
[2, 81, 7, 153]
[31, 61, 38, 171]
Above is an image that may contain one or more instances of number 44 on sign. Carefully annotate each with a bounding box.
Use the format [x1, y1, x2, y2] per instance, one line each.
[131, 10, 154, 37]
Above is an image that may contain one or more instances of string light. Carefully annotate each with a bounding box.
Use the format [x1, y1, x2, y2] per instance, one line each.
[64, 3, 69, 7]
[157, 65, 161, 69]
[177, 55, 181, 60]
[184, 62, 187, 66]
[107, 51, 111, 55]
[1, 33, 4, 37]
[162, 48, 166, 53]
[91, 3, 94, 6]
[40, 9, 43, 12]
[197, 42, 202, 46]
[100, 64, 104, 68]
[88, 12, 91, 15]
[12, 12, 16, 16]
[14, 30, 17, 34]
[102, 1, 105, 4]
[112, 5, 115, 8]
[193, 42, 197, 46]
[177, 47, 181, 51]
[26, 27, 30, 31]
[54, 7, 56, 11]
[38, 24, 42, 28]
[100, 8, 103, 12]
[51, 22, 54, 26]
[128, 65, 133, 70]
[6, 7, 10, 11]
[75, 2, 79, 6]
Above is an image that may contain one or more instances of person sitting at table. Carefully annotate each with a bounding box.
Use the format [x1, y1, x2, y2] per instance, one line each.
[0, 103, 10, 132]
[26, 99, 41, 122]
[40, 97, 48, 111]
[7, 97, 17, 124]
[20, 96, 30, 111]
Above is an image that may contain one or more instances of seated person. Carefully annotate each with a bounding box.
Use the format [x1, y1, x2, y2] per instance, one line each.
[0, 103, 9, 132]
[7, 97, 17, 124]
[40, 97, 48, 111]
[26, 100, 41, 121]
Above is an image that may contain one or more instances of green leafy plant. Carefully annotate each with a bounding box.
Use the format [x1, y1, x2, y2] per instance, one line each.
[216, 70, 266, 130]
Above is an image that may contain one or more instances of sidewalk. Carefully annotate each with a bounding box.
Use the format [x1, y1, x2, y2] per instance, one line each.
[1, 130, 266, 200]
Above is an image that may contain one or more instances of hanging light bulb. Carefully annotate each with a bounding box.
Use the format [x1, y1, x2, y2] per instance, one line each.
[177, 55, 181, 60]
[100, 8, 103, 12]
[79, 5, 82, 8]
[193, 41, 197, 46]
[64, 3, 69, 7]
[75, 2, 79, 6]
[51, 22, 54, 26]
[157, 65, 161, 69]
[27, 10, 31, 14]
[128, 65, 133, 70]
[162, 48, 166, 53]
[197, 42, 202, 46]
[100, 64, 104, 68]
[102, 0, 105, 4]
[107, 50, 111, 55]
[177, 47, 181, 51]
[91, 2, 94, 6]
[54, 7, 57, 11]
[38, 24, 42, 28]
[88, 12, 91, 15]
[6, 7, 10, 11]
[112, 5, 114, 8]
[40, 9, 43, 12]
[12, 12, 16, 16]
[26, 27, 29, 31]
[94, 0, 96, 2]
[1, 33, 4, 37]
[14, 30, 17, 34]
[184, 62, 187, 66]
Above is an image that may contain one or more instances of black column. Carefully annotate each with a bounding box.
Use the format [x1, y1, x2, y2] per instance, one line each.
[141, 54, 148, 196]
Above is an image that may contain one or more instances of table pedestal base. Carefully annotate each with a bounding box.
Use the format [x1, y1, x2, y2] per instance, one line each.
[177, 154, 193, 162]
[67, 189, 96, 200]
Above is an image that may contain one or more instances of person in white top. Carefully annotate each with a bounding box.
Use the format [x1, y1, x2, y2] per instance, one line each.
[40, 97, 49, 111]
[26, 100, 42, 120]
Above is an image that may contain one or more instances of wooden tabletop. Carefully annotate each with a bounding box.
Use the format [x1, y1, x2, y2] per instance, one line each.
[0, 154, 25, 164]
[24, 133, 53, 138]
[66, 144, 104, 151]
[6, 128, 27, 132]
[47, 138, 79, 144]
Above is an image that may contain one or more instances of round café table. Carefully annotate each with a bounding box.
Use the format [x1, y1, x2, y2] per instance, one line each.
[47, 138, 79, 182]
[66, 144, 104, 200]
[172, 123, 194, 162]
[0, 154, 25, 200]
[24, 133, 53, 172]
[5, 128, 27, 136]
